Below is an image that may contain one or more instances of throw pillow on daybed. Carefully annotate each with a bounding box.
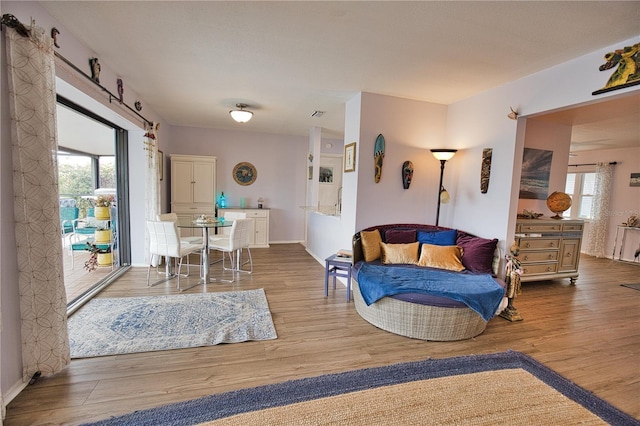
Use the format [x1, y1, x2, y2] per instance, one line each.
[417, 243, 465, 272]
[384, 229, 417, 244]
[380, 242, 419, 264]
[361, 229, 383, 262]
[456, 234, 498, 274]
[417, 229, 457, 246]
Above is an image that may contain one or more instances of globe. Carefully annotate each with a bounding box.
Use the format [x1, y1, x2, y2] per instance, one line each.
[546, 191, 572, 219]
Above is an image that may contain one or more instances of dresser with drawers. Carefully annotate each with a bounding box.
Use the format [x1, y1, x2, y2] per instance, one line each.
[515, 218, 584, 285]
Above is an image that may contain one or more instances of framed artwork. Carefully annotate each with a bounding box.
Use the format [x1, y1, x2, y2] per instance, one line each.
[630, 173, 640, 187]
[319, 166, 333, 183]
[158, 150, 164, 181]
[308, 166, 313, 180]
[344, 142, 356, 172]
[519, 148, 553, 200]
[233, 162, 257, 186]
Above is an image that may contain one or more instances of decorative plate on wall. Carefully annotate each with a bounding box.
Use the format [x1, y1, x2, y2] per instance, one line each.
[233, 162, 257, 186]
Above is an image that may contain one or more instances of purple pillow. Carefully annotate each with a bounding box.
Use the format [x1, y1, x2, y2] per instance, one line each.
[385, 229, 417, 244]
[417, 229, 457, 246]
[457, 235, 498, 274]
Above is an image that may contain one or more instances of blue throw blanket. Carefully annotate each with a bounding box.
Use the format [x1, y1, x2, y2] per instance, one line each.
[356, 263, 505, 322]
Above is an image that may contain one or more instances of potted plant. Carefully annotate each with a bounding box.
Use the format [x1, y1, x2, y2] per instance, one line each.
[94, 226, 112, 243]
[84, 242, 112, 271]
[94, 194, 113, 220]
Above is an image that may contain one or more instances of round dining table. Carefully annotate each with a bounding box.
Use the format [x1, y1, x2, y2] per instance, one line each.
[176, 217, 232, 287]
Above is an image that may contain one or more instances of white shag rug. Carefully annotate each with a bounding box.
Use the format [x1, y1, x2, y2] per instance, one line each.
[68, 289, 277, 358]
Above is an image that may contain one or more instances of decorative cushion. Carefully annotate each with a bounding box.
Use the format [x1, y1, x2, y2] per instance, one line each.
[361, 229, 383, 262]
[385, 229, 417, 244]
[417, 243, 465, 272]
[380, 242, 419, 265]
[456, 235, 498, 274]
[417, 229, 457, 246]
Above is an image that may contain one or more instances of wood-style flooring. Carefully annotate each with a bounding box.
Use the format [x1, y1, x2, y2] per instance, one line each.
[5, 244, 640, 425]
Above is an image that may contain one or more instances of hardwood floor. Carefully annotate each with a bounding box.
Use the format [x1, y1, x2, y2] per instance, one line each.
[5, 244, 640, 425]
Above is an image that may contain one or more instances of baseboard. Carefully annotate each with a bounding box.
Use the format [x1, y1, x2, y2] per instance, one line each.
[3, 378, 27, 414]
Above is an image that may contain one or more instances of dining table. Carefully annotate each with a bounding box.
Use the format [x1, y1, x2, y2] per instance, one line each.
[176, 217, 232, 287]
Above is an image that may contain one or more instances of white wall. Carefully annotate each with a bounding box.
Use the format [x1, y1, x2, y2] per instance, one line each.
[446, 36, 640, 255]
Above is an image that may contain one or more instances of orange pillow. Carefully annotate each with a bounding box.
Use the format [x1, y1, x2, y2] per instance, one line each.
[380, 242, 419, 265]
[361, 229, 383, 262]
[417, 244, 465, 272]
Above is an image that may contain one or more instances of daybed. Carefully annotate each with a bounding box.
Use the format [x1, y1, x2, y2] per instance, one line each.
[351, 224, 507, 341]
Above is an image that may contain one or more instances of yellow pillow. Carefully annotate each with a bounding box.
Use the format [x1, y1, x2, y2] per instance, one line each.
[380, 242, 419, 265]
[361, 229, 383, 262]
[417, 244, 465, 272]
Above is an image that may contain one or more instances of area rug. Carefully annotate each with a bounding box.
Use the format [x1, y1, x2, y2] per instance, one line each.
[621, 283, 640, 291]
[68, 289, 277, 358]
[84, 351, 638, 425]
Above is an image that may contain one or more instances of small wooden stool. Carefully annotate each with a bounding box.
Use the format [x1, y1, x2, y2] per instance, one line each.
[324, 254, 352, 301]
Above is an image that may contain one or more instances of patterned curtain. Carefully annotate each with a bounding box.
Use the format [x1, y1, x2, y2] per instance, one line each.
[585, 162, 614, 257]
[5, 22, 70, 387]
[144, 122, 161, 265]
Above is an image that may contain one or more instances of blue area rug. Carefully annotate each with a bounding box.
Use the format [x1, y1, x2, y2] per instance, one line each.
[68, 289, 277, 358]
[83, 351, 638, 425]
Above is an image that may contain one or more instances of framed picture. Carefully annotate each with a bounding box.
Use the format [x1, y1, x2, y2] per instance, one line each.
[158, 150, 164, 181]
[319, 166, 333, 183]
[308, 166, 313, 180]
[344, 142, 356, 172]
[630, 173, 640, 187]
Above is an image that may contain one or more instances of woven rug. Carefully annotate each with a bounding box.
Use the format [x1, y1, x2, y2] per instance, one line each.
[84, 351, 638, 425]
[68, 289, 277, 358]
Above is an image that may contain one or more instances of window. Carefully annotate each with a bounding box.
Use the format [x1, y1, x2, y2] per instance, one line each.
[565, 172, 596, 219]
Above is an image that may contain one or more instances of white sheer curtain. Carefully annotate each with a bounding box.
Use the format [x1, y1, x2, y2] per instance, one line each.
[5, 20, 70, 391]
[144, 122, 161, 265]
[585, 162, 614, 257]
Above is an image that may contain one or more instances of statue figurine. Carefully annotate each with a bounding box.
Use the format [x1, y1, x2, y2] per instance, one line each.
[499, 241, 524, 321]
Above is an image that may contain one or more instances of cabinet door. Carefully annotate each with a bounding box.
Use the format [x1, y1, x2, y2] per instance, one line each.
[193, 162, 215, 204]
[172, 161, 194, 204]
[559, 239, 580, 272]
[254, 217, 267, 246]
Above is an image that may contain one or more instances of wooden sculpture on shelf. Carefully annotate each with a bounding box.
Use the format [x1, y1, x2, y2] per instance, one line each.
[500, 240, 523, 322]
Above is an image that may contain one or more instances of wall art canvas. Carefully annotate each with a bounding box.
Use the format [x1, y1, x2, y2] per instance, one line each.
[344, 142, 356, 172]
[630, 173, 640, 187]
[519, 148, 553, 200]
[480, 148, 492, 193]
[374, 134, 385, 183]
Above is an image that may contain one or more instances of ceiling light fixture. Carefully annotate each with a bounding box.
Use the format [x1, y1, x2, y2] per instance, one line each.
[229, 103, 253, 123]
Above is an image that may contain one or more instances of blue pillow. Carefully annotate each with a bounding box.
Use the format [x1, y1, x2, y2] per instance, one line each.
[417, 229, 457, 246]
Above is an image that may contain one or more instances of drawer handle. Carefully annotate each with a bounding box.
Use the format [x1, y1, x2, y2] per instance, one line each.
[549, 242, 555, 247]
[566, 252, 572, 257]
[524, 255, 529, 261]
[547, 266, 552, 272]
[525, 242, 531, 248]
[549, 254, 554, 259]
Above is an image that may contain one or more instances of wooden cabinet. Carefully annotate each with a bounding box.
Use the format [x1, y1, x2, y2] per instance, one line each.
[515, 218, 584, 285]
[218, 208, 270, 248]
[171, 155, 217, 237]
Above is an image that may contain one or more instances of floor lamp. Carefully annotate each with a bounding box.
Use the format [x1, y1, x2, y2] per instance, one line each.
[431, 149, 457, 226]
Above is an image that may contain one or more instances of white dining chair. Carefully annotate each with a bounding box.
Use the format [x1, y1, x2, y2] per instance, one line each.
[208, 218, 253, 282]
[146, 220, 204, 290]
[157, 212, 203, 245]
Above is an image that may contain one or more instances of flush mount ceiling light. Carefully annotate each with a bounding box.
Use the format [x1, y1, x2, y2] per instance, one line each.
[229, 103, 253, 123]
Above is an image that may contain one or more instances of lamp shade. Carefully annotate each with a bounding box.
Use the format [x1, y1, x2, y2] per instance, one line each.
[430, 149, 457, 161]
[229, 104, 253, 123]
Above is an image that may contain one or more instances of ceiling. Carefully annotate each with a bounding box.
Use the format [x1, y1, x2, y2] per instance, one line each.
[43, 1, 640, 150]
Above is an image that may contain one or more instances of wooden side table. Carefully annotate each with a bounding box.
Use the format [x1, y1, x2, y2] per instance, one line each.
[324, 254, 352, 301]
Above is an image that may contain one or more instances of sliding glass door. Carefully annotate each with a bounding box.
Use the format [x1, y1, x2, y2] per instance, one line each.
[56, 96, 131, 310]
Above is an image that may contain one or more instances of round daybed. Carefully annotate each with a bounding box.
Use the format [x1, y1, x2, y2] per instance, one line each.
[351, 224, 504, 342]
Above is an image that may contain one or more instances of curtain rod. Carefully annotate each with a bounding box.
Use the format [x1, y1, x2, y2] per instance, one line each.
[54, 51, 153, 127]
[2, 13, 153, 127]
[568, 161, 618, 167]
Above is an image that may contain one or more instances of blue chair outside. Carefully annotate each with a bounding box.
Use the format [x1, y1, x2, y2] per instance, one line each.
[73, 207, 99, 238]
[60, 206, 79, 246]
